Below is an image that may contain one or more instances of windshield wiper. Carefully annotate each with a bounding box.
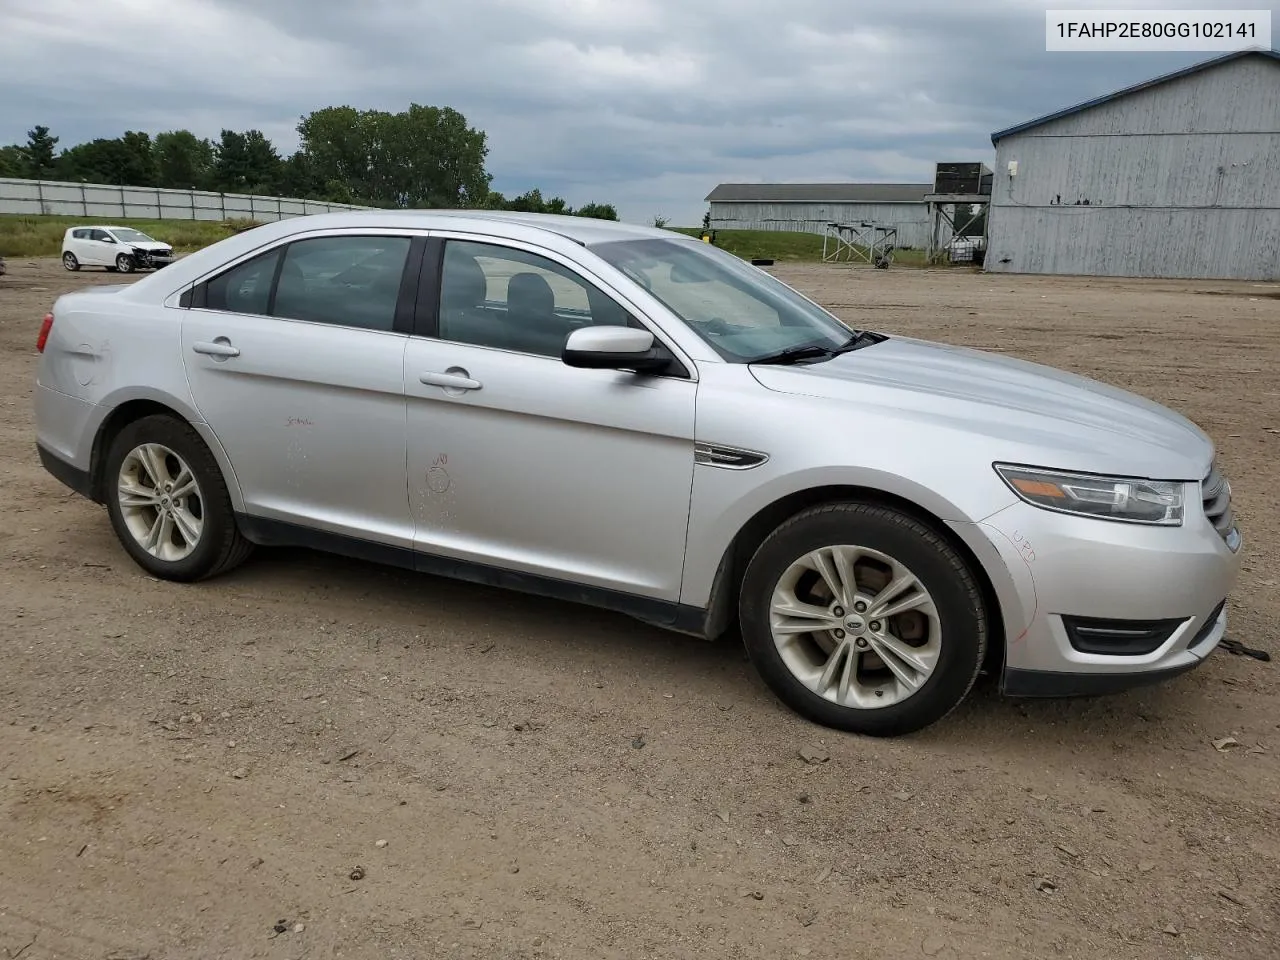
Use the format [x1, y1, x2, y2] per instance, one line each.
[750, 343, 837, 365]
[751, 330, 886, 366]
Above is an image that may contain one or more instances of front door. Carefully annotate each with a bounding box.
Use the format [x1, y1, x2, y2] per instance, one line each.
[181, 232, 421, 548]
[86, 228, 116, 266]
[403, 236, 697, 607]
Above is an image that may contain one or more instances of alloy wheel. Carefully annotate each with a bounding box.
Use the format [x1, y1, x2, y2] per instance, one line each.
[769, 544, 942, 709]
[117, 443, 204, 561]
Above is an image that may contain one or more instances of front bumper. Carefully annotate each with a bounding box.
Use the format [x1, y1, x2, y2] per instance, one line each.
[954, 493, 1242, 697]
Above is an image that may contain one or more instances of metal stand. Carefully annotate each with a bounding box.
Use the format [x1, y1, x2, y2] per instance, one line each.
[924, 194, 990, 264]
[822, 221, 898, 266]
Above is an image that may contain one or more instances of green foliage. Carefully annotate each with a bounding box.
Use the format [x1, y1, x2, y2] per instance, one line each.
[296, 103, 491, 208]
[60, 131, 156, 186]
[154, 131, 215, 189]
[3, 112, 618, 216]
[0, 214, 238, 258]
[22, 125, 59, 178]
[211, 129, 281, 194]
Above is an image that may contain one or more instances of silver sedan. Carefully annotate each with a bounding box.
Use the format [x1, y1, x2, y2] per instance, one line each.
[33, 211, 1242, 735]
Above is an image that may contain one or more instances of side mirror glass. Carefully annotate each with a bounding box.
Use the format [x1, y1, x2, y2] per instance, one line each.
[562, 325, 670, 373]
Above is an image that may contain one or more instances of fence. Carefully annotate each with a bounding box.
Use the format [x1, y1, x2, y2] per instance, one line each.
[0, 177, 374, 223]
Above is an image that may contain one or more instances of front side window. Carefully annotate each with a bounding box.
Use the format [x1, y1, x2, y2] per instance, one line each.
[90, 229, 112, 242]
[589, 237, 859, 362]
[437, 240, 635, 358]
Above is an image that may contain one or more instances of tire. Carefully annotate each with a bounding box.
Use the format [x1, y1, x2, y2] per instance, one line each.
[62, 252, 80, 271]
[103, 414, 253, 581]
[115, 253, 135, 274]
[739, 502, 987, 737]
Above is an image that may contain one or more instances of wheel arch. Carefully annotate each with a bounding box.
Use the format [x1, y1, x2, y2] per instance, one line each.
[88, 397, 244, 512]
[700, 484, 1007, 671]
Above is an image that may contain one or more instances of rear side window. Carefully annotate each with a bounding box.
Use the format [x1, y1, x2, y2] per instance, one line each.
[72, 229, 91, 239]
[204, 249, 281, 314]
[273, 236, 412, 331]
[195, 235, 413, 332]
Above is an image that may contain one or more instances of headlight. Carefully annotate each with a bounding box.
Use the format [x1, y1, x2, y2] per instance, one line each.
[994, 464, 1184, 526]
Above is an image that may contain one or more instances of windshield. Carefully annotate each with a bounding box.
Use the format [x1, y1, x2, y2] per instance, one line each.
[110, 228, 155, 243]
[589, 237, 858, 362]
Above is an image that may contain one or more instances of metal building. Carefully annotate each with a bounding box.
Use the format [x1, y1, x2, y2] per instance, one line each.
[704, 183, 942, 249]
[986, 49, 1280, 280]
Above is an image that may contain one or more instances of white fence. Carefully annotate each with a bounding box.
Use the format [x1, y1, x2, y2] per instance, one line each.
[0, 177, 374, 222]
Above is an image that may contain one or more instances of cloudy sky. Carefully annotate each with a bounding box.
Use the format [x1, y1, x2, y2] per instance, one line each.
[1, 0, 1275, 223]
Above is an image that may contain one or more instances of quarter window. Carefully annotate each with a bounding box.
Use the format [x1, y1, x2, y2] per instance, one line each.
[205, 249, 281, 315]
[437, 240, 635, 358]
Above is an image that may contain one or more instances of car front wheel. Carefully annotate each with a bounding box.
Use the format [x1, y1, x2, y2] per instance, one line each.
[103, 414, 253, 581]
[739, 502, 988, 737]
[115, 253, 135, 273]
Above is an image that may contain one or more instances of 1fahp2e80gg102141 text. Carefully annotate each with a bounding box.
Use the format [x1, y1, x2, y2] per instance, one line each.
[1058, 21, 1258, 39]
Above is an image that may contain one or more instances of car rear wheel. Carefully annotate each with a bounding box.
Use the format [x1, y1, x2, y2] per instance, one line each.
[62, 252, 80, 271]
[739, 502, 987, 737]
[104, 414, 253, 581]
[115, 253, 135, 274]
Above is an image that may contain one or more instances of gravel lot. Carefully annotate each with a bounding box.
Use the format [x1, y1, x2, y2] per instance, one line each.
[1, 257, 1277, 960]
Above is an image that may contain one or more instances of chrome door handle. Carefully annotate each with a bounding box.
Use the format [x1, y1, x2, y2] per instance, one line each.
[419, 371, 482, 391]
[192, 338, 240, 358]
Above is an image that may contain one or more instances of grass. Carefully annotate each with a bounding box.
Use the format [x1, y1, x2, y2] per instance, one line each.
[0, 214, 249, 258]
[671, 227, 936, 267]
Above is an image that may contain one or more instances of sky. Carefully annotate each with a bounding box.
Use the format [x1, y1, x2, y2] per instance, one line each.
[0, 0, 1275, 224]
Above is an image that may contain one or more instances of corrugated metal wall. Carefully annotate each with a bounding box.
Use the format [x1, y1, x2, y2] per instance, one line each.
[709, 201, 943, 249]
[0, 177, 373, 222]
[987, 55, 1280, 279]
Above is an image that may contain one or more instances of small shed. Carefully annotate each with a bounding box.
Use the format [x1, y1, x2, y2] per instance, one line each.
[704, 182, 940, 249]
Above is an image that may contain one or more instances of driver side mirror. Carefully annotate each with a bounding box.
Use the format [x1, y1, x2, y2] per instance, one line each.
[562, 326, 671, 374]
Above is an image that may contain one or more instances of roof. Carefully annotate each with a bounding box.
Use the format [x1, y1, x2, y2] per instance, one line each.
[704, 183, 933, 204]
[991, 48, 1280, 143]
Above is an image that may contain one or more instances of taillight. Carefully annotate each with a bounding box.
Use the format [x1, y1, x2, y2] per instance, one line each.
[36, 312, 54, 353]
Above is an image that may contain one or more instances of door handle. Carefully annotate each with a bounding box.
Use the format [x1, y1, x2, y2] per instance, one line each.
[192, 338, 240, 359]
[419, 371, 482, 391]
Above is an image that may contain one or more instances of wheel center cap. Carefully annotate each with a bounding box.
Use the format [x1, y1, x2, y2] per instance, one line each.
[844, 617, 866, 635]
[160, 495, 172, 508]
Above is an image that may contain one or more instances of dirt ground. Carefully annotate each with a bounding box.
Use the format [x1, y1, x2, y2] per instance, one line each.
[1, 256, 1277, 960]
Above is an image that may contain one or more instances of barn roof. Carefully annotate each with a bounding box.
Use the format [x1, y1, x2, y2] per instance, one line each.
[990, 47, 1280, 144]
[704, 182, 932, 204]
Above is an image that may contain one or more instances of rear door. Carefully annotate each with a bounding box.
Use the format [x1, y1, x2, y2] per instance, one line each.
[180, 230, 425, 549]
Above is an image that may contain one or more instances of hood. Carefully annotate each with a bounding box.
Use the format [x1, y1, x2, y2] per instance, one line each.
[130, 242, 172, 252]
[749, 336, 1213, 480]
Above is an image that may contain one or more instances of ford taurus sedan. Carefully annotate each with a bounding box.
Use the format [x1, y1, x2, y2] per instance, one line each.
[33, 211, 1242, 735]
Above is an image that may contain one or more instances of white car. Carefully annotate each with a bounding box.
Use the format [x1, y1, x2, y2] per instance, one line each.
[61, 226, 175, 274]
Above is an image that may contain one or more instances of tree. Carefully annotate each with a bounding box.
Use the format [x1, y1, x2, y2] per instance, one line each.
[211, 129, 281, 194]
[59, 133, 156, 186]
[154, 130, 215, 189]
[576, 202, 618, 221]
[0, 144, 24, 178]
[298, 103, 491, 208]
[22, 125, 59, 178]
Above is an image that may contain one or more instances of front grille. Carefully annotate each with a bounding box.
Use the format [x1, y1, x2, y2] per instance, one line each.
[1201, 462, 1237, 546]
